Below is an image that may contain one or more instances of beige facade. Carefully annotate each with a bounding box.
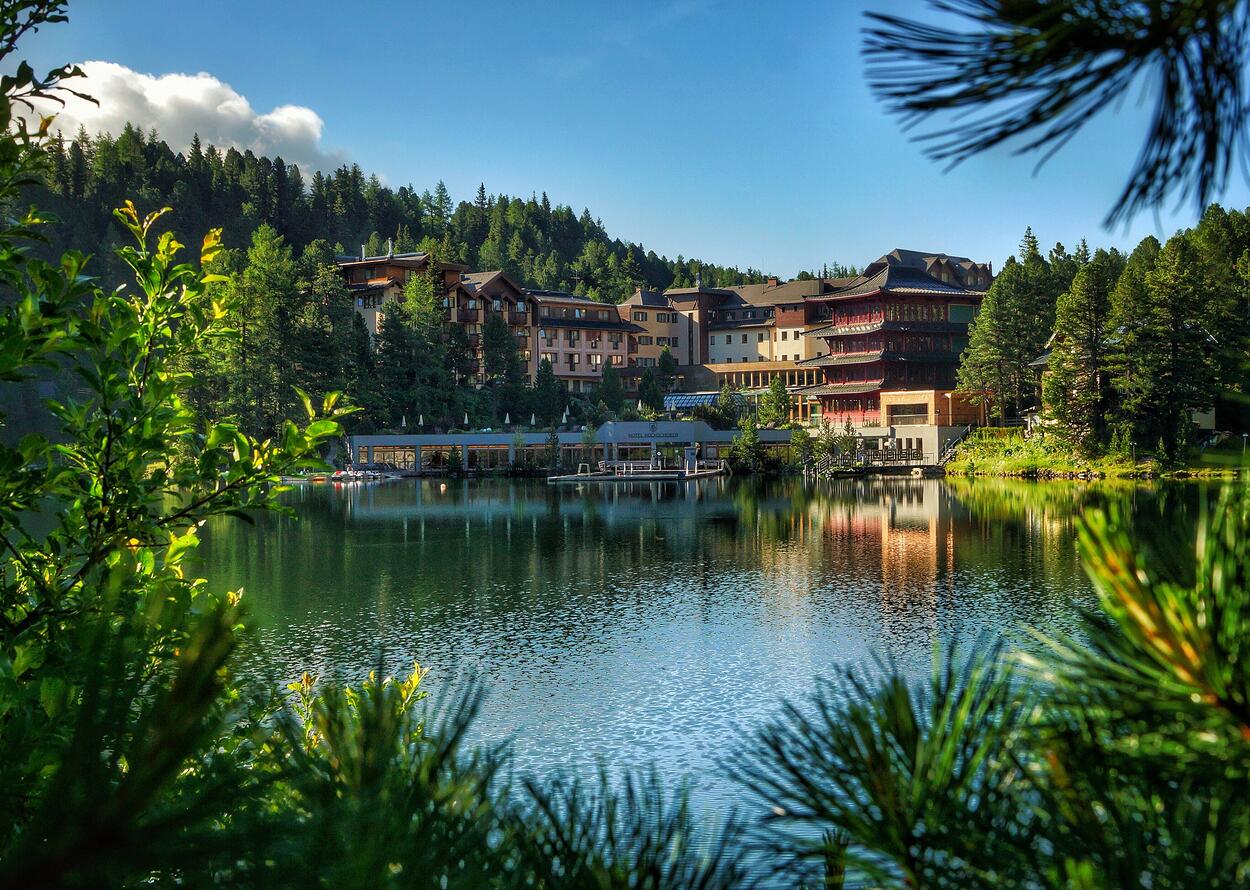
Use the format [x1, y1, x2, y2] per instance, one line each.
[617, 290, 690, 366]
[532, 292, 641, 393]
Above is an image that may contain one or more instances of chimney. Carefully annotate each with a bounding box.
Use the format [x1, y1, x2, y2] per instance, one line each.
[386, 238, 393, 256]
[360, 244, 366, 261]
[767, 276, 779, 287]
[695, 271, 703, 288]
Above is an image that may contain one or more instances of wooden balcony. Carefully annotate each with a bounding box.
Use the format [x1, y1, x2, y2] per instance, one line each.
[508, 311, 529, 326]
[457, 308, 480, 323]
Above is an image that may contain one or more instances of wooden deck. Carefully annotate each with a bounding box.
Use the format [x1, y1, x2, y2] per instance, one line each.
[547, 460, 728, 484]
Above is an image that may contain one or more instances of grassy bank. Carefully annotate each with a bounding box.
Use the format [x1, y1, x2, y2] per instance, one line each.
[945, 430, 1249, 479]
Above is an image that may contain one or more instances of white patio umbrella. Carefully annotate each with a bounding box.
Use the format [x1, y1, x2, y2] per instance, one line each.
[504, 412, 511, 425]
[418, 414, 424, 427]
[463, 412, 470, 427]
[401, 414, 406, 428]
[561, 406, 569, 423]
[530, 413, 536, 426]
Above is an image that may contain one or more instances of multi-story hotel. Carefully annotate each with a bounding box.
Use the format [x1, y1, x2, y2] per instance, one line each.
[797, 250, 991, 424]
[338, 246, 989, 419]
[529, 290, 643, 392]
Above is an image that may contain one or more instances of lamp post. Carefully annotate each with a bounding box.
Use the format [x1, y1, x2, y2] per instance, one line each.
[943, 392, 952, 426]
[1243, 433, 1247, 464]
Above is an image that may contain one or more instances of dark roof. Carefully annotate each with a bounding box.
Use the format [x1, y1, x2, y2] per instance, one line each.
[798, 352, 887, 368]
[862, 249, 992, 291]
[621, 289, 671, 308]
[664, 286, 738, 301]
[797, 381, 885, 397]
[809, 264, 986, 302]
[336, 251, 427, 268]
[799, 347, 964, 368]
[526, 288, 607, 305]
[804, 320, 971, 338]
[460, 270, 526, 297]
[1029, 350, 1052, 369]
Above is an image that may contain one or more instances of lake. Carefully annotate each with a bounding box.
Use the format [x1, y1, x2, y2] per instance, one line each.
[196, 475, 1210, 815]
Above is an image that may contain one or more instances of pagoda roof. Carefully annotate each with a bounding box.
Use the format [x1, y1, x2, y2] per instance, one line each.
[796, 381, 885, 397]
[804, 320, 970, 338]
[797, 349, 962, 368]
[809, 264, 984, 302]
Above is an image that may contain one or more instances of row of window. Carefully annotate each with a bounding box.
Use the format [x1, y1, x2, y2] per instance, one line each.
[713, 308, 773, 322]
[543, 305, 617, 322]
[632, 310, 681, 323]
[720, 332, 769, 345]
[538, 352, 625, 370]
[538, 330, 625, 347]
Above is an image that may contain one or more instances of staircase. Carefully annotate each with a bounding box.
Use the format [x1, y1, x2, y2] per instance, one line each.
[938, 424, 975, 465]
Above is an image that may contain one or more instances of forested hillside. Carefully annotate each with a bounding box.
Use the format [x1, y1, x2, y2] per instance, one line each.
[32, 124, 770, 299]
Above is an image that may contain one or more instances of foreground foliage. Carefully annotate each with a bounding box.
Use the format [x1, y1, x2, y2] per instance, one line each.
[5, 4, 1250, 889]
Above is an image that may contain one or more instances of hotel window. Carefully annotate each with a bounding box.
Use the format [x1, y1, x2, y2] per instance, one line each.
[633, 310, 648, 321]
[515, 299, 526, 312]
[467, 299, 478, 310]
[574, 308, 585, 318]
[566, 353, 580, 370]
[781, 330, 788, 340]
[670, 338, 678, 348]
[610, 354, 624, 366]
[492, 298, 503, 311]
[638, 335, 653, 345]
[757, 333, 765, 343]
[590, 354, 603, 368]
[609, 333, 623, 347]
[741, 334, 748, 344]
[541, 352, 557, 365]
[566, 330, 580, 344]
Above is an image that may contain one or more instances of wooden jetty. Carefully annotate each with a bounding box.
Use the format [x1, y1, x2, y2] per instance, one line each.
[547, 459, 728, 484]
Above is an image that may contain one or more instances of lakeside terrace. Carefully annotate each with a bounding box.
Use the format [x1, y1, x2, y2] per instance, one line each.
[349, 419, 972, 473]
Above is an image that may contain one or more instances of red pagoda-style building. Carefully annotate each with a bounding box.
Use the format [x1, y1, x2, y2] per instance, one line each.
[798, 249, 991, 423]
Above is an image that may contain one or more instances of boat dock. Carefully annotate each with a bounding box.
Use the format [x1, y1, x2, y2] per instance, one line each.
[547, 459, 729, 484]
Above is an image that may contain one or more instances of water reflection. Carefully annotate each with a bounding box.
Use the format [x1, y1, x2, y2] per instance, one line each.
[197, 476, 1205, 813]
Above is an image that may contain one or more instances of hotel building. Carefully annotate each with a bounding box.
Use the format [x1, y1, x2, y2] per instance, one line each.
[798, 250, 991, 424]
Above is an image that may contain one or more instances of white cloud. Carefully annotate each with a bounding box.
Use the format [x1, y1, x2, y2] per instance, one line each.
[35, 61, 347, 174]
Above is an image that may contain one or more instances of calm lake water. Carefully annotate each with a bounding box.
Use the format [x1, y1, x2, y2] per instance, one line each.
[197, 476, 1211, 815]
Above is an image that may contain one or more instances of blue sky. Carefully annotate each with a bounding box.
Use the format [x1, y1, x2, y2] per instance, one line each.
[18, 0, 1250, 276]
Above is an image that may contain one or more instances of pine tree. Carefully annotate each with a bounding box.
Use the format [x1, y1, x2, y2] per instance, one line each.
[1044, 251, 1116, 453]
[1124, 235, 1218, 461]
[638, 368, 664, 413]
[597, 363, 625, 415]
[482, 310, 516, 382]
[532, 358, 564, 425]
[757, 375, 791, 428]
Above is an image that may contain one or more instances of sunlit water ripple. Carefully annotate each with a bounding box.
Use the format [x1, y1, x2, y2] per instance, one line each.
[197, 475, 1208, 822]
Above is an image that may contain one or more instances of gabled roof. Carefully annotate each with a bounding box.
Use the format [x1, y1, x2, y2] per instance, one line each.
[621, 288, 671, 308]
[459, 270, 526, 298]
